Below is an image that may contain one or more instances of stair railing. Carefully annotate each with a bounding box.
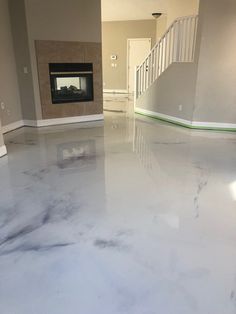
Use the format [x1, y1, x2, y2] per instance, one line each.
[136, 15, 198, 98]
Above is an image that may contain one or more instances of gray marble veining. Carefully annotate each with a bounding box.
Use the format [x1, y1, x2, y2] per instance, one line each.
[0, 95, 236, 314]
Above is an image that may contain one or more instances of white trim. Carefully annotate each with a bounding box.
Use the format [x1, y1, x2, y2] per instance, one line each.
[135, 107, 236, 131]
[35, 114, 104, 127]
[2, 120, 24, 134]
[135, 107, 191, 126]
[127, 38, 151, 94]
[24, 120, 37, 127]
[191, 121, 236, 129]
[0, 145, 7, 157]
[2, 115, 104, 133]
[103, 89, 128, 94]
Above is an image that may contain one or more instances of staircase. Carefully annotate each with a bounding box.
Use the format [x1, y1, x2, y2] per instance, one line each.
[135, 15, 198, 99]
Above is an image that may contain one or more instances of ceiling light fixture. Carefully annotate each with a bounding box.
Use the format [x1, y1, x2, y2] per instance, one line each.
[152, 13, 162, 19]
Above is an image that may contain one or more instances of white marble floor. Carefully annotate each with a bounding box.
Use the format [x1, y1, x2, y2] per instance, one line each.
[0, 95, 236, 314]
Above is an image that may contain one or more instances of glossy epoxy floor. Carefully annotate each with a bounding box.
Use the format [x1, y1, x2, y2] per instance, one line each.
[0, 95, 236, 314]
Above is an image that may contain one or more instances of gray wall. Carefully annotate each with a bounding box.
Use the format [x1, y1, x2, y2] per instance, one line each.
[23, 0, 102, 119]
[24, 0, 102, 43]
[0, 119, 4, 148]
[136, 0, 236, 125]
[136, 63, 197, 121]
[9, 0, 36, 121]
[0, 0, 103, 124]
[193, 0, 236, 123]
[0, 0, 22, 126]
[102, 20, 156, 91]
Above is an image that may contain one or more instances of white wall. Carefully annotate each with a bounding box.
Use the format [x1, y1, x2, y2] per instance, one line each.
[156, 15, 167, 41]
[155, 1, 199, 44]
[166, 0, 199, 26]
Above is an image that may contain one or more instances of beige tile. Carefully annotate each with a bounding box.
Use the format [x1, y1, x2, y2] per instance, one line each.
[35, 40, 103, 119]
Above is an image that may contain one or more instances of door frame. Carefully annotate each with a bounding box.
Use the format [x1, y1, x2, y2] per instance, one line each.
[127, 38, 152, 94]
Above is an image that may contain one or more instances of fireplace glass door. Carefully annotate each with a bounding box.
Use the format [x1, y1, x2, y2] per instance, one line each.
[49, 63, 94, 104]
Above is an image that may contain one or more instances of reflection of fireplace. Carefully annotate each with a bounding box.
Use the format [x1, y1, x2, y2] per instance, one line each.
[57, 140, 96, 170]
[49, 63, 94, 104]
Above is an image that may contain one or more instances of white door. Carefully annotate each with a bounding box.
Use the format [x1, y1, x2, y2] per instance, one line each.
[127, 38, 151, 94]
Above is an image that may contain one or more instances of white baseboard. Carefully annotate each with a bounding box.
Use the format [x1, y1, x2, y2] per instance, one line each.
[34, 114, 104, 127]
[1, 114, 104, 134]
[135, 108, 191, 127]
[2, 120, 24, 134]
[23, 120, 37, 127]
[0, 145, 7, 157]
[135, 107, 236, 131]
[103, 89, 128, 94]
[191, 121, 236, 130]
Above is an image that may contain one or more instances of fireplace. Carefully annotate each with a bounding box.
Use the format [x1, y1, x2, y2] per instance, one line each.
[49, 63, 94, 104]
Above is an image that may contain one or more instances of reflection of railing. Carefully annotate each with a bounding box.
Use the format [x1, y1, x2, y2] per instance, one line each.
[133, 126, 152, 170]
[136, 15, 198, 98]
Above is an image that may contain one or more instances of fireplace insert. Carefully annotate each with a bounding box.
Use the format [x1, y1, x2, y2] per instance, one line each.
[49, 63, 94, 104]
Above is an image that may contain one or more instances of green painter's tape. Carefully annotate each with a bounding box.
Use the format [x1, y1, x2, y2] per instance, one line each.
[135, 111, 236, 133]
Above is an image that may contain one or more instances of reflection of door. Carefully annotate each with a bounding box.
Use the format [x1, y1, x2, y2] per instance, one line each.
[127, 38, 151, 94]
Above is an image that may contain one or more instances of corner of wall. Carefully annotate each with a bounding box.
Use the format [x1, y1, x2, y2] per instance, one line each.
[9, 0, 38, 122]
[0, 119, 7, 157]
[0, 0, 23, 127]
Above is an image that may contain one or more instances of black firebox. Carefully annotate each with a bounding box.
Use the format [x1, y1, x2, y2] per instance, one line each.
[49, 63, 94, 104]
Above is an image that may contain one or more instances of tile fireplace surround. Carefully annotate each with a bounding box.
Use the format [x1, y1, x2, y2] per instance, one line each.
[35, 40, 103, 120]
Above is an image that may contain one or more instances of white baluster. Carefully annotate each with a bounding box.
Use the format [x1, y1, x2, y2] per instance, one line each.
[135, 15, 198, 99]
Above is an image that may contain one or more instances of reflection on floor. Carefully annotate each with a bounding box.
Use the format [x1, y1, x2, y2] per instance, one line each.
[0, 93, 236, 314]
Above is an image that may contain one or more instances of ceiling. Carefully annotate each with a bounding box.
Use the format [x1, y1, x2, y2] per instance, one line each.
[101, 0, 167, 21]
